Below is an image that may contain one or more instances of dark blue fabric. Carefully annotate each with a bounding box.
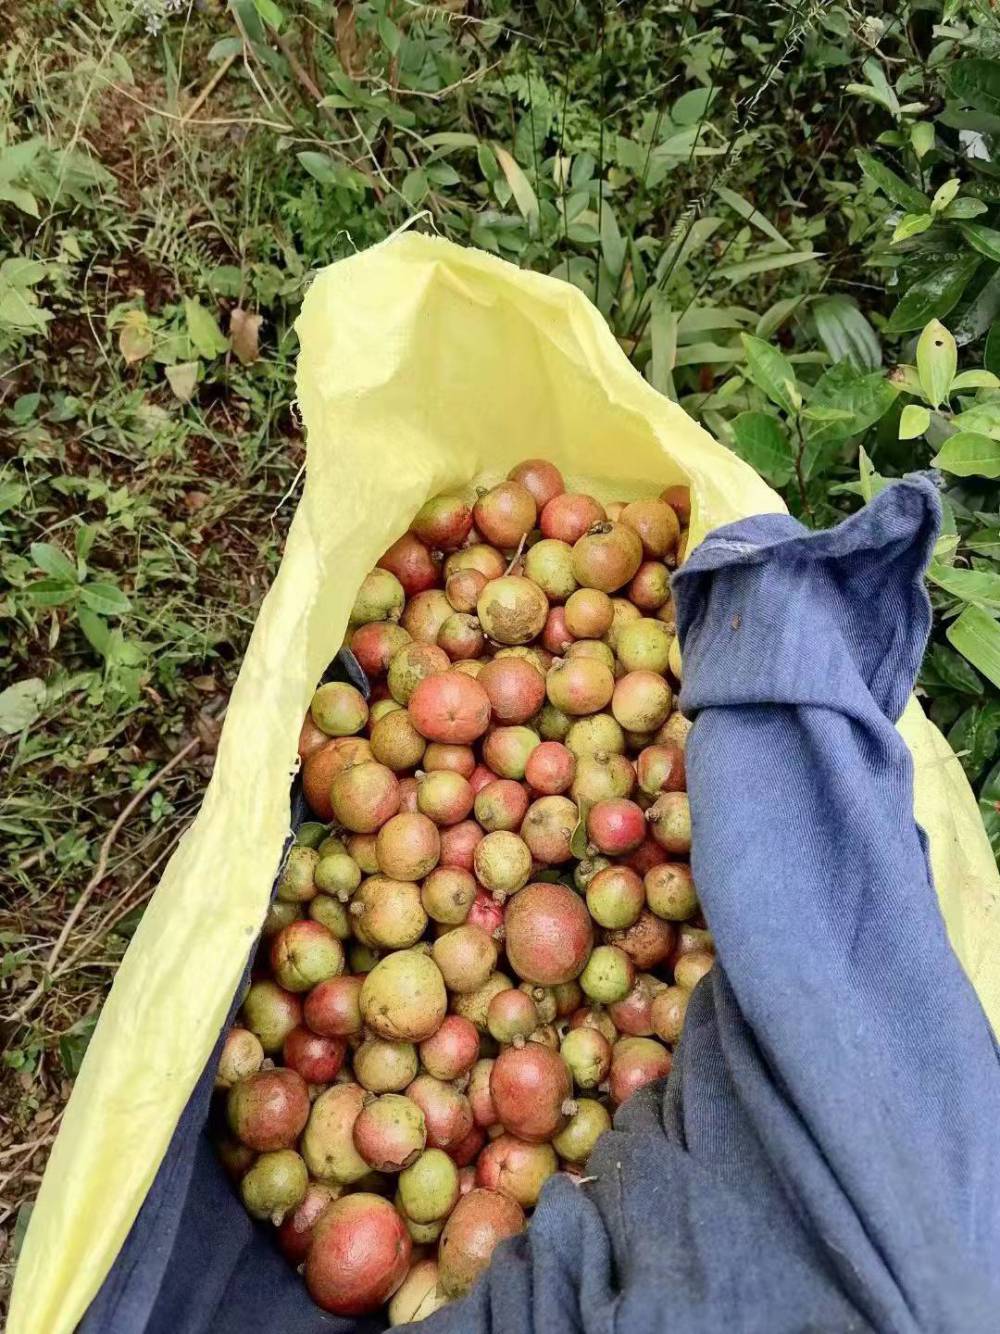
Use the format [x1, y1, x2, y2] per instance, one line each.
[81, 477, 1000, 1334]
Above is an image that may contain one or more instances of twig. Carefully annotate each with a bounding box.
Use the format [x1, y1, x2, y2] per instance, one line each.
[181, 50, 238, 123]
[9, 737, 201, 1025]
[97, 79, 294, 132]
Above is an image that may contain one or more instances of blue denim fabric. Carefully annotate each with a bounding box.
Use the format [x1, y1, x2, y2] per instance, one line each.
[81, 478, 1000, 1334]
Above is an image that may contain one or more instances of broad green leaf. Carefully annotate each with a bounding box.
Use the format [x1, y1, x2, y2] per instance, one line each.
[948, 702, 1000, 778]
[857, 446, 890, 502]
[986, 320, 1000, 377]
[916, 320, 957, 407]
[717, 250, 819, 283]
[892, 212, 933, 242]
[1, 257, 48, 287]
[755, 295, 808, 339]
[166, 362, 199, 402]
[648, 296, 677, 400]
[813, 296, 880, 371]
[401, 168, 428, 207]
[296, 152, 366, 193]
[30, 541, 76, 582]
[899, 404, 931, 439]
[948, 605, 1000, 691]
[889, 364, 922, 395]
[671, 87, 717, 125]
[931, 179, 961, 213]
[885, 255, 980, 334]
[921, 643, 984, 695]
[943, 197, 988, 220]
[951, 370, 1000, 391]
[494, 147, 539, 234]
[803, 365, 898, 478]
[28, 577, 77, 607]
[731, 412, 795, 485]
[953, 401, 1000, 437]
[118, 310, 152, 366]
[959, 221, 1000, 262]
[932, 431, 1000, 478]
[855, 150, 930, 212]
[0, 678, 46, 735]
[184, 300, 228, 360]
[927, 562, 1000, 609]
[713, 185, 791, 251]
[80, 581, 132, 616]
[0, 184, 39, 217]
[966, 528, 1000, 556]
[673, 341, 742, 366]
[911, 122, 935, 158]
[253, 0, 284, 29]
[740, 334, 799, 415]
[377, 14, 401, 54]
[945, 58, 1000, 118]
[0, 286, 52, 329]
[953, 270, 1000, 346]
[600, 203, 626, 279]
[978, 756, 1000, 859]
[77, 607, 110, 655]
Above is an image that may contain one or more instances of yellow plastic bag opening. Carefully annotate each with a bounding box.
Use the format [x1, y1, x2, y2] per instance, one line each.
[11, 233, 1000, 1334]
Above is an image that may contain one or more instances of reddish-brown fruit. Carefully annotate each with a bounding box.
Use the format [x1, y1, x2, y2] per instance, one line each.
[482, 727, 540, 781]
[607, 973, 667, 1037]
[411, 493, 474, 550]
[445, 543, 508, 582]
[277, 1182, 338, 1264]
[305, 1192, 411, 1315]
[378, 532, 441, 597]
[605, 911, 676, 970]
[612, 672, 673, 733]
[621, 498, 680, 559]
[331, 761, 401, 833]
[473, 481, 537, 549]
[478, 657, 546, 725]
[546, 656, 615, 716]
[468, 763, 498, 795]
[628, 561, 672, 612]
[302, 739, 371, 822]
[542, 606, 575, 655]
[438, 820, 485, 872]
[504, 882, 594, 985]
[489, 1043, 572, 1142]
[398, 776, 419, 813]
[282, 1027, 347, 1083]
[674, 950, 715, 990]
[520, 795, 577, 864]
[624, 837, 670, 877]
[376, 812, 441, 881]
[408, 672, 492, 745]
[568, 1005, 618, 1045]
[350, 622, 412, 677]
[636, 742, 686, 796]
[586, 798, 646, 855]
[468, 1059, 498, 1128]
[438, 1189, 525, 1298]
[608, 1036, 672, 1105]
[508, 458, 565, 509]
[298, 714, 330, 762]
[477, 577, 549, 646]
[564, 587, 614, 639]
[369, 708, 427, 773]
[486, 988, 539, 1043]
[475, 1134, 558, 1207]
[353, 1094, 427, 1172]
[432, 923, 498, 993]
[417, 770, 475, 826]
[387, 642, 451, 706]
[659, 485, 691, 525]
[540, 493, 606, 544]
[572, 522, 644, 593]
[304, 975, 363, 1037]
[406, 1074, 474, 1151]
[474, 778, 530, 833]
[227, 1068, 310, 1151]
[438, 612, 486, 661]
[458, 1165, 477, 1195]
[450, 1124, 487, 1168]
[419, 1015, 480, 1081]
[446, 568, 489, 613]
[423, 742, 477, 778]
[524, 741, 576, 795]
[646, 791, 692, 854]
[401, 589, 452, 646]
[466, 889, 505, 937]
[644, 862, 698, 921]
[650, 986, 690, 1044]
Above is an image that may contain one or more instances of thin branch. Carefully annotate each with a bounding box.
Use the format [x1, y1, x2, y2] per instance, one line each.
[181, 49, 238, 122]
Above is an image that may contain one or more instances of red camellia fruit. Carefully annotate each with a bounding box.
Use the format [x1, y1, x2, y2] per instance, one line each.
[586, 798, 646, 855]
[406, 1075, 474, 1151]
[524, 741, 576, 794]
[305, 1193, 411, 1315]
[605, 911, 676, 971]
[411, 493, 474, 550]
[277, 1182, 338, 1264]
[439, 819, 485, 871]
[350, 622, 412, 677]
[227, 1068, 311, 1151]
[489, 1043, 572, 1142]
[478, 657, 546, 725]
[419, 1015, 480, 1082]
[438, 1189, 525, 1298]
[282, 1027, 347, 1083]
[450, 1123, 487, 1168]
[303, 975, 364, 1037]
[474, 778, 530, 833]
[473, 481, 537, 549]
[408, 672, 492, 745]
[508, 458, 565, 509]
[378, 532, 441, 597]
[423, 742, 477, 778]
[466, 889, 505, 937]
[299, 714, 330, 762]
[540, 493, 606, 544]
[503, 882, 593, 986]
[608, 1036, 672, 1106]
[541, 606, 574, 655]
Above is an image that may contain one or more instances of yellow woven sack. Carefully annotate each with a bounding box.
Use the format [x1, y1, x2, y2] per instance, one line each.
[11, 233, 999, 1334]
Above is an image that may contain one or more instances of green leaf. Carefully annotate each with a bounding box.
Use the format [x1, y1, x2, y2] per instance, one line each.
[855, 150, 930, 212]
[30, 541, 77, 582]
[951, 370, 1000, 391]
[885, 256, 980, 334]
[493, 146, 539, 235]
[80, 581, 131, 616]
[932, 431, 1000, 478]
[893, 212, 934, 242]
[717, 250, 819, 283]
[813, 296, 880, 371]
[856, 446, 891, 502]
[944, 197, 988, 220]
[921, 643, 984, 695]
[899, 404, 931, 439]
[377, 14, 401, 55]
[0, 678, 46, 735]
[570, 802, 591, 859]
[931, 179, 961, 214]
[77, 607, 110, 655]
[252, 0, 284, 29]
[802, 365, 898, 478]
[166, 361, 199, 403]
[948, 702, 1000, 778]
[713, 185, 791, 251]
[401, 168, 429, 207]
[648, 296, 677, 400]
[730, 412, 795, 485]
[911, 122, 935, 159]
[966, 528, 1000, 557]
[986, 320, 1000, 377]
[945, 58, 1000, 118]
[28, 577, 78, 607]
[959, 221, 1000, 262]
[978, 756, 1000, 860]
[948, 605, 1000, 691]
[600, 203, 626, 279]
[916, 320, 957, 408]
[183, 300, 228, 360]
[740, 334, 799, 415]
[59, 1013, 98, 1077]
[927, 562, 1000, 609]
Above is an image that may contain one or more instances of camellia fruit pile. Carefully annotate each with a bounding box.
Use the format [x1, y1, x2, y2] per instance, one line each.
[214, 460, 714, 1324]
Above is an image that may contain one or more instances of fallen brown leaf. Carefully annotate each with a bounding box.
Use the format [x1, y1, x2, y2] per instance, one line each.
[230, 307, 262, 365]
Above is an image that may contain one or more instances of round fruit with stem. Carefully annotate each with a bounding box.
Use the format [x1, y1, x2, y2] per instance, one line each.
[240, 1149, 308, 1223]
[540, 493, 605, 544]
[370, 709, 427, 772]
[473, 830, 532, 899]
[215, 1027, 264, 1090]
[628, 560, 671, 612]
[486, 988, 539, 1044]
[572, 522, 643, 592]
[565, 713, 625, 759]
[438, 1189, 525, 1298]
[378, 532, 441, 597]
[431, 924, 497, 993]
[450, 971, 513, 1033]
[482, 725, 540, 779]
[636, 742, 685, 796]
[270, 920, 344, 992]
[315, 851, 362, 900]
[405, 1074, 474, 1151]
[474, 778, 530, 832]
[421, 865, 477, 924]
[646, 791, 692, 854]
[446, 567, 488, 613]
[489, 1042, 574, 1142]
[438, 612, 486, 661]
[564, 587, 614, 638]
[241, 980, 302, 1053]
[398, 1147, 460, 1223]
[360, 949, 447, 1042]
[418, 1014, 480, 1081]
[475, 1134, 557, 1207]
[350, 621, 411, 677]
[651, 985, 690, 1043]
[617, 618, 673, 674]
[508, 457, 565, 509]
[376, 812, 441, 881]
[353, 1039, 420, 1094]
[580, 944, 635, 1003]
[276, 846, 319, 904]
[608, 972, 667, 1037]
[524, 740, 575, 794]
[586, 798, 646, 856]
[416, 770, 475, 826]
[585, 864, 645, 930]
[546, 656, 615, 717]
[644, 862, 697, 920]
[674, 949, 714, 990]
[438, 819, 484, 872]
[477, 576, 549, 645]
[605, 910, 676, 971]
[330, 761, 401, 833]
[401, 589, 453, 646]
[227, 1068, 310, 1151]
[411, 493, 473, 550]
[353, 1094, 427, 1173]
[524, 538, 577, 602]
[504, 882, 593, 986]
[571, 752, 635, 804]
[311, 681, 369, 737]
[552, 1099, 611, 1165]
[305, 1192, 411, 1316]
[608, 1036, 672, 1105]
[408, 671, 492, 745]
[620, 498, 680, 559]
[478, 656, 546, 724]
[473, 480, 537, 548]
[387, 642, 450, 705]
[559, 1026, 612, 1089]
[445, 543, 507, 582]
[282, 1027, 347, 1083]
[351, 876, 427, 950]
[304, 975, 363, 1037]
[350, 568, 406, 625]
[520, 795, 577, 864]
